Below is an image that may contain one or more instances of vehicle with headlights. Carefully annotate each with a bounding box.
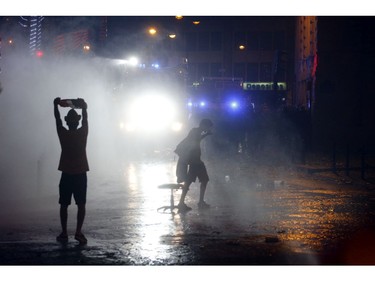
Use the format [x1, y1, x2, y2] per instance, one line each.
[121, 94, 182, 132]
[116, 87, 187, 136]
[106, 59, 189, 156]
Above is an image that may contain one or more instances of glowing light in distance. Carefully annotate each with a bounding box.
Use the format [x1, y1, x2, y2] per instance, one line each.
[148, 27, 157, 35]
[125, 94, 177, 132]
[230, 101, 239, 108]
[128, 57, 139, 66]
[36, 50, 44, 58]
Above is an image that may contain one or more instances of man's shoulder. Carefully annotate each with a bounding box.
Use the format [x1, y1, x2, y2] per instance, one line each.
[188, 127, 200, 134]
[57, 125, 67, 133]
[188, 127, 201, 138]
[77, 125, 88, 136]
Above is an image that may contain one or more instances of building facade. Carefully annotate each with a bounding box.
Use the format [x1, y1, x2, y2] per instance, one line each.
[313, 16, 375, 151]
[168, 16, 295, 112]
[294, 16, 318, 111]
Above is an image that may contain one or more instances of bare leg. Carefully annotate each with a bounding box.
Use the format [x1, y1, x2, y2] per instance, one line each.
[74, 204, 87, 244]
[75, 203, 86, 235]
[199, 181, 208, 203]
[59, 204, 68, 235]
[178, 181, 192, 205]
[198, 181, 210, 209]
[177, 181, 194, 212]
[56, 204, 69, 242]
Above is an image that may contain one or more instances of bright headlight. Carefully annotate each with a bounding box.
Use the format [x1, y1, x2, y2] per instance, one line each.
[125, 94, 178, 132]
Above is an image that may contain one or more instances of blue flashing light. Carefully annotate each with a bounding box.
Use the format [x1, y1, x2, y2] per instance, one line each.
[230, 101, 239, 109]
[226, 98, 245, 113]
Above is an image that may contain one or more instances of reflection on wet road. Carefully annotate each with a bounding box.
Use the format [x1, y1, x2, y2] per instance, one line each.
[1, 154, 375, 265]
[80, 155, 375, 265]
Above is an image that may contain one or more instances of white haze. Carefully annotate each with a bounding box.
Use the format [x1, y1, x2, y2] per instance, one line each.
[0, 42, 304, 248]
[0, 51, 118, 212]
[0, 50, 301, 201]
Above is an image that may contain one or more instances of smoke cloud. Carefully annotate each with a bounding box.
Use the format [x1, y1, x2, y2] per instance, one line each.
[0, 50, 117, 215]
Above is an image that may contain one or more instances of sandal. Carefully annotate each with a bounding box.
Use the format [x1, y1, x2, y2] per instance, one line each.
[74, 233, 88, 244]
[198, 201, 210, 209]
[177, 203, 192, 213]
[56, 233, 68, 243]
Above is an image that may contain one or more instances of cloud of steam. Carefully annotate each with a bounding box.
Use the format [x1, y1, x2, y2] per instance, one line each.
[0, 17, 306, 233]
[0, 51, 117, 209]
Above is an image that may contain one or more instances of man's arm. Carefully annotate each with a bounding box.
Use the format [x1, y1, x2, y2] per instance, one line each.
[200, 130, 213, 140]
[78, 98, 88, 128]
[54, 97, 63, 128]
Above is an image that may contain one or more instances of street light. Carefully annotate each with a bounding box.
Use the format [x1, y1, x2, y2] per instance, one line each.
[83, 44, 90, 52]
[148, 27, 157, 36]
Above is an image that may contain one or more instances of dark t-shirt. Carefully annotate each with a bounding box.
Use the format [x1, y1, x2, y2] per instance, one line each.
[175, 127, 202, 164]
[57, 125, 89, 174]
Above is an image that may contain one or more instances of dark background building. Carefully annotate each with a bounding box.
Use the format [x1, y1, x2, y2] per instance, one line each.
[314, 17, 375, 152]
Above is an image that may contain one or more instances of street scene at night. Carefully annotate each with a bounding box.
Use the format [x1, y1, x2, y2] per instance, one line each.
[1, 3, 375, 279]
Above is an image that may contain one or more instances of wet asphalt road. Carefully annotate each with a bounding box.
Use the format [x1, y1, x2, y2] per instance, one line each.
[1, 152, 375, 266]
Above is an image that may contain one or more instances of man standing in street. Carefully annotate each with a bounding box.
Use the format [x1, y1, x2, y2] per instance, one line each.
[174, 118, 213, 212]
[54, 97, 89, 244]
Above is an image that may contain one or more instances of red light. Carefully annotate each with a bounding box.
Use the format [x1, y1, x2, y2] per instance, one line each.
[36, 50, 44, 58]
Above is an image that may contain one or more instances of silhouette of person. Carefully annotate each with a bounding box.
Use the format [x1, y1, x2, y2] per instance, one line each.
[54, 97, 89, 244]
[174, 118, 213, 212]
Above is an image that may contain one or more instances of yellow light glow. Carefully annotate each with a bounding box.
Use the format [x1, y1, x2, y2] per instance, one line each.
[168, 34, 176, 39]
[175, 16, 183, 20]
[239, 45, 245, 50]
[149, 28, 157, 35]
[193, 21, 200, 25]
